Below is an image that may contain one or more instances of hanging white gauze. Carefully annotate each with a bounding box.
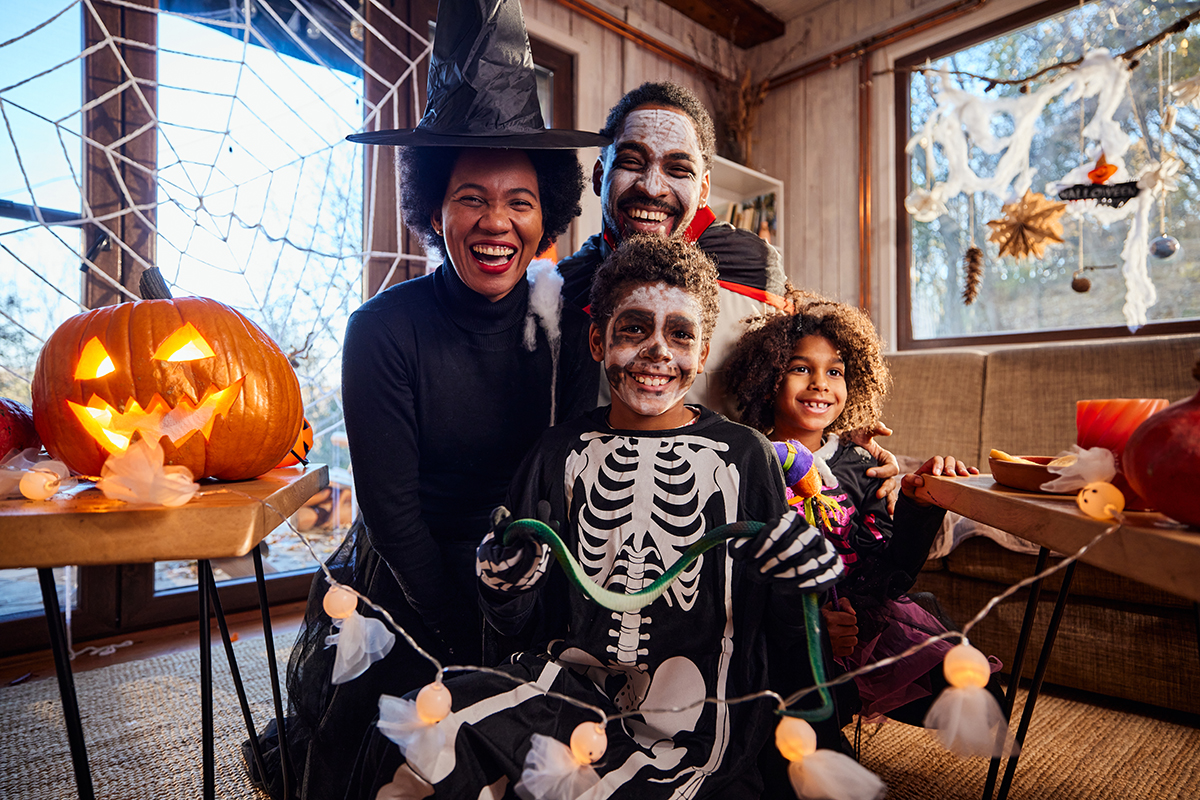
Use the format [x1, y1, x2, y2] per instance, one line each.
[1040, 445, 1117, 493]
[524, 258, 564, 423]
[924, 643, 1018, 758]
[325, 605, 396, 684]
[97, 438, 198, 506]
[377, 688, 456, 781]
[515, 731, 603, 800]
[775, 716, 885, 800]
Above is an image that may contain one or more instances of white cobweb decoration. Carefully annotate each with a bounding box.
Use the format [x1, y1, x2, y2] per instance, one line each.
[906, 48, 1164, 330]
[0, 0, 433, 571]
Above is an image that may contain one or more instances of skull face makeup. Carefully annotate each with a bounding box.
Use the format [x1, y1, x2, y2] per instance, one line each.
[589, 281, 709, 430]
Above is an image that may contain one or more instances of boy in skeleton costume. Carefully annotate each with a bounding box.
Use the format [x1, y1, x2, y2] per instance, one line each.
[354, 236, 843, 800]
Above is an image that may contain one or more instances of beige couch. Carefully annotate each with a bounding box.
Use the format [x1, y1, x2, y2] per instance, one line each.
[881, 333, 1200, 714]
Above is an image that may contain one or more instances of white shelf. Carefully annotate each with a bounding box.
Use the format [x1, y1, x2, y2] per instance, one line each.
[707, 154, 784, 251]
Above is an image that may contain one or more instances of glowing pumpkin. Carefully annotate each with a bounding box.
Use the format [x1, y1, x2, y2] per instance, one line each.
[31, 273, 303, 481]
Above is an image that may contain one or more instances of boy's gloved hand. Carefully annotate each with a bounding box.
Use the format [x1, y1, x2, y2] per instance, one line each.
[728, 509, 844, 590]
[476, 504, 552, 594]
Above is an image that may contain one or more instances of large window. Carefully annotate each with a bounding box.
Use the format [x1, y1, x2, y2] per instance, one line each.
[896, 0, 1200, 347]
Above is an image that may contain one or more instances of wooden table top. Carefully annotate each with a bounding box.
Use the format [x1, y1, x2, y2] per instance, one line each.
[0, 464, 328, 569]
[914, 474, 1200, 602]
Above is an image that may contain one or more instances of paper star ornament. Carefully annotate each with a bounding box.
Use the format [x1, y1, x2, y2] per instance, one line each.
[986, 190, 1066, 260]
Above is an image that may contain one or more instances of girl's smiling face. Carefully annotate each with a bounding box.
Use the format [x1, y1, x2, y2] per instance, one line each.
[771, 334, 848, 451]
[589, 281, 708, 430]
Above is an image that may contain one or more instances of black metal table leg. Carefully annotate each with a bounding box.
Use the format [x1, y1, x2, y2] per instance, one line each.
[995, 558, 1078, 800]
[198, 560, 215, 800]
[38, 568, 95, 800]
[254, 545, 292, 799]
[204, 563, 269, 785]
[982, 547, 1049, 800]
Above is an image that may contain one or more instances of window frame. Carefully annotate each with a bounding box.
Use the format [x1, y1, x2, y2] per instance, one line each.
[893, 0, 1200, 350]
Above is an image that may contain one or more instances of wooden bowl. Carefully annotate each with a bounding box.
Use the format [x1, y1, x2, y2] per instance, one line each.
[988, 455, 1066, 493]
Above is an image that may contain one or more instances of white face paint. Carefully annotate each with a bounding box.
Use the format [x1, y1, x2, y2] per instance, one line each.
[590, 282, 708, 430]
[596, 107, 711, 240]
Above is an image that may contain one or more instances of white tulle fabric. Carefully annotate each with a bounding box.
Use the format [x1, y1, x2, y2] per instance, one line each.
[376, 693, 454, 781]
[924, 685, 1020, 758]
[514, 734, 599, 800]
[786, 751, 886, 800]
[96, 439, 198, 506]
[1, 448, 76, 499]
[1040, 445, 1117, 493]
[324, 608, 395, 684]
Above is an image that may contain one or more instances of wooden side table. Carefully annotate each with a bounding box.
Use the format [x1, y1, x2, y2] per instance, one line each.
[0, 465, 329, 800]
[914, 474, 1198, 800]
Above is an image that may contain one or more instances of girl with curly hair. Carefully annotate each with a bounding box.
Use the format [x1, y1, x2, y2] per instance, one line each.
[724, 292, 993, 731]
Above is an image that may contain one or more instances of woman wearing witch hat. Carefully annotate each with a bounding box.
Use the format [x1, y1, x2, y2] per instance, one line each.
[244, 1, 608, 798]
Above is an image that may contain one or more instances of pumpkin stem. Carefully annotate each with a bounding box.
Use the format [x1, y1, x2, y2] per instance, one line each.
[139, 267, 174, 300]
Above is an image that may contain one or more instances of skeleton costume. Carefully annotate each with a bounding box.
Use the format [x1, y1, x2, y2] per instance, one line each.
[352, 407, 843, 799]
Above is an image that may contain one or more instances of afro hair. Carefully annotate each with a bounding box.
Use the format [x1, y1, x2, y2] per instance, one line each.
[723, 288, 891, 437]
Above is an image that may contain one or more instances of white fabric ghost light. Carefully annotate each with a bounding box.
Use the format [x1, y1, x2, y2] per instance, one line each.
[377, 684, 455, 784]
[775, 716, 886, 800]
[97, 438, 198, 506]
[924, 642, 1018, 758]
[1040, 445, 1117, 493]
[515, 724, 606, 800]
[322, 584, 396, 684]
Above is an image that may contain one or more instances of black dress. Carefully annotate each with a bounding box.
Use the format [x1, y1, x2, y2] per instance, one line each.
[247, 261, 597, 800]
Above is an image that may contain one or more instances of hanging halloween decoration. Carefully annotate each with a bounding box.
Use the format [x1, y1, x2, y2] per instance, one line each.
[96, 438, 200, 506]
[962, 246, 984, 304]
[17, 459, 73, 501]
[923, 642, 1016, 758]
[1149, 235, 1180, 259]
[377, 682, 455, 780]
[31, 268, 304, 481]
[1057, 152, 1138, 207]
[1076, 482, 1126, 520]
[906, 47, 1185, 329]
[775, 715, 886, 800]
[985, 191, 1067, 260]
[323, 581, 396, 684]
[516, 723, 607, 800]
[1071, 269, 1092, 293]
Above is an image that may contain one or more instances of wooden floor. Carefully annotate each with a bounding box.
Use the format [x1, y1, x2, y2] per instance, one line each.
[0, 600, 308, 687]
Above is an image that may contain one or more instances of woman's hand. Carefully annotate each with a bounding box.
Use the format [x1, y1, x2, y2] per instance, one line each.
[901, 455, 979, 506]
[822, 597, 858, 658]
[849, 423, 901, 513]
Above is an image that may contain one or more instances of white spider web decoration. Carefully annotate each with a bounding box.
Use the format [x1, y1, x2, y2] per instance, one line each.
[1, 0, 432, 576]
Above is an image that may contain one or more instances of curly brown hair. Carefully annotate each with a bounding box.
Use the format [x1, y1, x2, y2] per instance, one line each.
[589, 235, 720, 341]
[724, 288, 891, 436]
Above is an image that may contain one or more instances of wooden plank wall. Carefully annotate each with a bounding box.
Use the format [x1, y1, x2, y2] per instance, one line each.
[748, 0, 1039, 345]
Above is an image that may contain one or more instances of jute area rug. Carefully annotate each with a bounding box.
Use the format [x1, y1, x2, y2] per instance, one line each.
[1, 635, 1198, 799]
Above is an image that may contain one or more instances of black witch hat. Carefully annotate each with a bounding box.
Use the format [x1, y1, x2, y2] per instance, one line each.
[346, 0, 608, 149]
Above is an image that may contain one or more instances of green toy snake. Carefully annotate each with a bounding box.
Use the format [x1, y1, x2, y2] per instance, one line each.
[503, 518, 833, 721]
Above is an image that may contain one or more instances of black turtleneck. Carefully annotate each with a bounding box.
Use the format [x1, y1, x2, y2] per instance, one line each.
[341, 262, 597, 648]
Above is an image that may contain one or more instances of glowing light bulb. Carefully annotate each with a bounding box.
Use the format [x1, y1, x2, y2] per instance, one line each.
[570, 721, 607, 764]
[775, 716, 817, 763]
[322, 585, 358, 619]
[943, 642, 991, 689]
[1076, 481, 1125, 520]
[20, 469, 60, 501]
[415, 681, 452, 724]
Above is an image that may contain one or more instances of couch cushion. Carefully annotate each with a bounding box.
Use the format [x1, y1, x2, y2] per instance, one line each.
[979, 334, 1200, 459]
[883, 349, 988, 466]
[941, 536, 1191, 609]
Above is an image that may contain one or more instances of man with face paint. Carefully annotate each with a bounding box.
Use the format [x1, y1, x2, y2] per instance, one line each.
[353, 235, 845, 799]
[559, 81, 901, 503]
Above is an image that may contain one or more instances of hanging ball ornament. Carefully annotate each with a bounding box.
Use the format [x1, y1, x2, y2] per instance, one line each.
[1076, 481, 1125, 520]
[1149, 235, 1179, 259]
[323, 584, 358, 619]
[942, 642, 991, 688]
[775, 716, 818, 762]
[1071, 270, 1092, 293]
[20, 468, 61, 501]
[570, 721, 608, 764]
[415, 681, 453, 724]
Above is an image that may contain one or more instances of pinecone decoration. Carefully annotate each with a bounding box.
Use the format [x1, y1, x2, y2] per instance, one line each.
[962, 246, 983, 305]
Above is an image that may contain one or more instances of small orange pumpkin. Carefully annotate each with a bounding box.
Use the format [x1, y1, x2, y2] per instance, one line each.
[31, 270, 303, 481]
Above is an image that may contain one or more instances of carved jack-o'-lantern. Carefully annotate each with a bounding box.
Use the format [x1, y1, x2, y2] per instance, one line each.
[31, 271, 303, 481]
